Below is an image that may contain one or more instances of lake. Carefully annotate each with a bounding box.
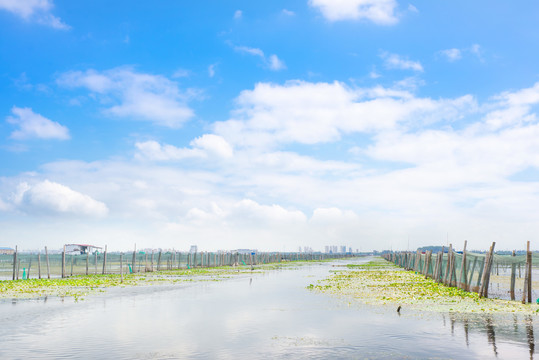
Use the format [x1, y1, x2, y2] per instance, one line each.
[0, 257, 535, 359]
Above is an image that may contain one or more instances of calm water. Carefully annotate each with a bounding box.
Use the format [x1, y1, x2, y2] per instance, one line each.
[0, 257, 536, 359]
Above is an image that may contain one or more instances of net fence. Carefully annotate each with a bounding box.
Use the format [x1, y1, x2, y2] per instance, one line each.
[0, 250, 351, 281]
[385, 245, 536, 302]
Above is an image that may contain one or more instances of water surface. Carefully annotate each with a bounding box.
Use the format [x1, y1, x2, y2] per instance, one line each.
[0, 258, 535, 359]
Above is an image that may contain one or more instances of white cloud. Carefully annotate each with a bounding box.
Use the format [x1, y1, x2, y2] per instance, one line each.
[57, 67, 195, 128]
[213, 80, 475, 148]
[369, 70, 381, 79]
[5, 81, 539, 251]
[438, 45, 484, 62]
[232, 44, 286, 71]
[208, 64, 216, 78]
[0, 0, 69, 29]
[381, 52, 424, 72]
[0, 198, 11, 212]
[309, 0, 399, 25]
[440, 48, 462, 62]
[470, 44, 482, 58]
[234, 10, 242, 19]
[282, 9, 295, 16]
[135, 134, 234, 161]
[407, 4, 418, 13]
[268, 54, 286, 71]
[234, 45, 265, 58]
[12, 180, 108, 217]
[6, 106, 69, 140]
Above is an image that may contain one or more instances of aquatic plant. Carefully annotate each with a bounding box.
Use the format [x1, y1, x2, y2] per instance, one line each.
[309, 258, 539, 314]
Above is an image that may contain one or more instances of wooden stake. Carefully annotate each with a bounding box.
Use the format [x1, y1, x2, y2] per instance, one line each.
[480, 242, 495, 298]
[510, 250, 516, 301]
[444, 245, 453, 285]
[526, 241, 532, 303]
[61, 245, 66, 278]
[102, 245, 107, 275]
[38, 253, 41, 279]
[12, 245, 17, 281]
[45, 246, 50, 279]
[120, 253, 123, 283]
[132, 244, 137, 273]
[459, 241, 467, 290]
[86, 251, 89, 275]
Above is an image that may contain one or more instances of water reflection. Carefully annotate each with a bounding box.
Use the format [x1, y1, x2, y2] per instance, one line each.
[444, 312, 536, 359]
[0, 259, 538, 359]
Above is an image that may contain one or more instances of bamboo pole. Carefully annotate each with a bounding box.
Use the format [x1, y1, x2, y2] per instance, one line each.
[510, 250, 516, 301]
[132, 244, 137, 274]
[444, 245, 453, 285]
[528, 246, 532, 303]
[61, 245, 66, 278]
[120, 253, 123, 284]
[459, 241, 467, 290]
[45, 246, 50, 279]
[102, 245, 107, 275]
[480, 242, 495, 298]
[12, 245, 17, 281]
[38, 253, 41, 279]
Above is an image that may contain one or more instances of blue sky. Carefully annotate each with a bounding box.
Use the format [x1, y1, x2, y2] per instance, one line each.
[1, 0, 539, 252]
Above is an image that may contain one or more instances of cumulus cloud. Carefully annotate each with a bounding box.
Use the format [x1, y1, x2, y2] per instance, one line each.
[381, 52, 424, 72]
[135, 134, 234, 161]
[438, 45, 483, 62]
[268, 54, 286, 71]
[439, 48, 462, 62]
[0, 0, 69, 29]
[309, 0, 399, 25]
[12, 180, 108, 217]
[234, 10, 242, 19]
[213, 80, 475, 148]
[4, 80, 539, 251]
[6, 106, 69, 140]
[232, 44, 286, 71]
[57, 67, 195, 128]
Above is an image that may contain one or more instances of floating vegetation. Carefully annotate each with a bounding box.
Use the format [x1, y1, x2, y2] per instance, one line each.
[0, 260, 321, 301]
[309, 258, 539, 314]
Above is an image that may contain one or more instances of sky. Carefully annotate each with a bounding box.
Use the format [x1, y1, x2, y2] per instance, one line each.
[1, 1, 539, 252]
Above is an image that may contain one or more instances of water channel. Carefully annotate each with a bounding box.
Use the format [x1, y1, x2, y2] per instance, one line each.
[0, 257, 535, 359]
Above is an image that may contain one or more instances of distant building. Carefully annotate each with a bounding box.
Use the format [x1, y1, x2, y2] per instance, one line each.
[233, 249, 257, 255]
[189, 245, 198, 253]
[340, 246, 347, 253]
[0, 247, 15, 255]
[64, 244, 102, 254]
[325, 246, 329, 253]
